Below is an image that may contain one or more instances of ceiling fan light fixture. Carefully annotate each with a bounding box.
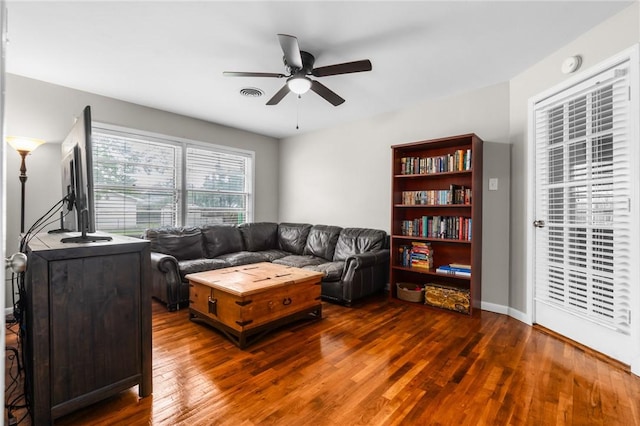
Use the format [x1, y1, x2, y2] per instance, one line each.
[287, 76, 312, 94]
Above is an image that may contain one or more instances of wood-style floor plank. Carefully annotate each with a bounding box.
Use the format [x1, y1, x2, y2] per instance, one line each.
[5, 294, 640, 425]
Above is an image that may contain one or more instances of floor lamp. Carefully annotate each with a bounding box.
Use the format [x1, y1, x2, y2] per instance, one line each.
[6, 136, 45, 233]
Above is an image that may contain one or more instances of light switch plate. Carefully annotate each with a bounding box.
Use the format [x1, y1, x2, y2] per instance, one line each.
[489, 178, 499, 191]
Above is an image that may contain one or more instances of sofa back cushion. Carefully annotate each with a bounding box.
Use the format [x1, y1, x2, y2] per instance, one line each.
[144, 226, 203, 260]
[238, 222, 279, 252]
[201, 224, 244, 258]
[303, 225, 342, 261]
[278, 223, 312, 255]
[333, 228, 387, 261]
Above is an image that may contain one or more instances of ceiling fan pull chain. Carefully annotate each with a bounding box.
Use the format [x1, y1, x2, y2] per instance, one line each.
[296, 95, 301, 130]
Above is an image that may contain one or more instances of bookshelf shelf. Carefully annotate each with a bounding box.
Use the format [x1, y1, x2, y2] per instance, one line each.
[393, 204, 472, 208]
[391, 265, 472, 281]
[390, 133, 483, 316]
[393, 169, 472, 179]
[392, 235, 472, 244]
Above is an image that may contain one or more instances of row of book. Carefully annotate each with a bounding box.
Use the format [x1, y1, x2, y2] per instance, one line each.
[398, 242, 433, 270]
[400, 216, 472, 241]
[435, 264, 471, 277]
[397, 247, 472, 277]
[399, 149, 472, 175]
[401, 185, 472, 206]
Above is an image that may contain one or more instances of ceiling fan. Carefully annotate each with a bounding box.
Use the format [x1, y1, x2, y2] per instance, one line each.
[223, 34, 372, 106]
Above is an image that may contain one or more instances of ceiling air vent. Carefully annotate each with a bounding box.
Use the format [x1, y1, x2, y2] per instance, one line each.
[239, 87, 264, 98]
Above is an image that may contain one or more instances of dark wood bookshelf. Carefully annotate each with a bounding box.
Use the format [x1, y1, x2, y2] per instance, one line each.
[390, 133, 483, 315]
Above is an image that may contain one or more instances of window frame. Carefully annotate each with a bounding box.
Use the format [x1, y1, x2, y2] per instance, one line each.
[92, 122, 255, 234]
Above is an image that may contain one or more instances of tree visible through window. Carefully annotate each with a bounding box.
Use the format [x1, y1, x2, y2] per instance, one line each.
[92, 126, 253, 236]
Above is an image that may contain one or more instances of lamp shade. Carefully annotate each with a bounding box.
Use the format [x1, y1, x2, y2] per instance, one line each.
[6, 136, 45, 153]
[287, 76, 312, 95]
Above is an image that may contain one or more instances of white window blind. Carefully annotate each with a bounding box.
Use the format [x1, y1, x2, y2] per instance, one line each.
[92, 126, 253, 235]
[185, 146, 250, 226]
[92, 130, 181, 235]
[533, 62, 632, 334]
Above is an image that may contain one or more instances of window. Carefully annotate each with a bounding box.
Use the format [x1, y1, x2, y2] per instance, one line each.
[92, 125, 253, 236]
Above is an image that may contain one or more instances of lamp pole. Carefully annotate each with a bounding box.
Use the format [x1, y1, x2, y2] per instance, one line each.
[17, 150, 28, 233]
[6, 136, 45, 234]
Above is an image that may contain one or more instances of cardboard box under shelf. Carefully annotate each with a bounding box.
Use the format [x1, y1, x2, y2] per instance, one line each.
[425, 283, 470, 314]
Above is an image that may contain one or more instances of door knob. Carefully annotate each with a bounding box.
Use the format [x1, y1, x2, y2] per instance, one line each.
[533, 220, 546, 228]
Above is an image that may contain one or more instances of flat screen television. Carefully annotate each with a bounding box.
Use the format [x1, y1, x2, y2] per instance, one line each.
[59, 105, 111, 243]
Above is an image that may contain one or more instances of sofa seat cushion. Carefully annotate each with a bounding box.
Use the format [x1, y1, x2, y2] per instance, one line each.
[238, 222, 279, 252]
[255, 249, 289, 262]
[216, 251, 270, 266]
[278, 223, 312, 255]
[144, 226, 203, 260]
[303, 225, 343, 261]
[333, 228, 388, 261]
[178, 258, 229, 280]
[273, 255, 325, 269]
[201, 224, 244, 258]
[303, 261, 345, 282]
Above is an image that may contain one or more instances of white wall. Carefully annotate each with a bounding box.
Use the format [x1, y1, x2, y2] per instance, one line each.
[280, 82, 512, 308]
[4, 74, 280, 308]
[508, 2, 640, 316]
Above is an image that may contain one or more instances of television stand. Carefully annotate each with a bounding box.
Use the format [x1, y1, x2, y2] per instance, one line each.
[60, 208, 112, 243]
[61, 231, 112, 244]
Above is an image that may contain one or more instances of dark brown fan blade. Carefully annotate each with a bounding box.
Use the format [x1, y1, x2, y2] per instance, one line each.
[266, 85, 290, 105]
[310, 80, 345, 106]
[223, 71, 285, 78]
[312, 60, 372, 77]
[277, 34, 303, 69]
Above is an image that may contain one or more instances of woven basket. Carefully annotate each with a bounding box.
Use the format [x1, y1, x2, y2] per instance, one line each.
[396, 282, 424, 303]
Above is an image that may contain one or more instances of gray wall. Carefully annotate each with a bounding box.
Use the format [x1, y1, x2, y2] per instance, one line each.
[482, 142, 510, 311]
[508, 2, 640, 317]
[278, 2, 640, 315]
[279, 82, 512, 308]
[4, 74, 280, 307]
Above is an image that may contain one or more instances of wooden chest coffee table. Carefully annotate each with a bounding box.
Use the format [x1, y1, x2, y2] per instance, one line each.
[186, 262, 323, 348]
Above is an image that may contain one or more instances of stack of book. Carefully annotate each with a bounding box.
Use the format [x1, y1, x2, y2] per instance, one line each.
[398, 242, 433, 270]
[409, 242, 433, 270]
[435, 263, 471, 277]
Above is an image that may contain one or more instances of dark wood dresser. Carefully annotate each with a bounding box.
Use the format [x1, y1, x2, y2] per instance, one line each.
[23, 232, 152, 424]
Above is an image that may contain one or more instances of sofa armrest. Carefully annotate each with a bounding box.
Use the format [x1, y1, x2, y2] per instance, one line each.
[338, 249, 390, 304]
[344, 249, 390, 269]
[149, 252, 182, 311]
[151, 251, 178, 272]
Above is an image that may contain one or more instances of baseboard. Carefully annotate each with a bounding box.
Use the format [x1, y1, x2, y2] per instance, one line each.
[481, 301, 531, 325]
[631, 357, 640, 377]
[507, 307, 531, 325]
[480, 301, 508, 315]
[5, 307, 13, 317]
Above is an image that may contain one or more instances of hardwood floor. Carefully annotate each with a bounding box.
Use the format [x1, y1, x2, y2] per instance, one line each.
[6, 294, 640, 425]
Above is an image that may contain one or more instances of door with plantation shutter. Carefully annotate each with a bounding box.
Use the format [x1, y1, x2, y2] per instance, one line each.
[531, 46, 639, 367]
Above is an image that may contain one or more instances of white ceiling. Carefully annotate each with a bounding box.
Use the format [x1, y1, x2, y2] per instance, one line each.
[5, 1, 633, 139]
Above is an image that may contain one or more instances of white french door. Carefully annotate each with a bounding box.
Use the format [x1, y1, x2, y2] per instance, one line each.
[531, 46, 639, 368]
